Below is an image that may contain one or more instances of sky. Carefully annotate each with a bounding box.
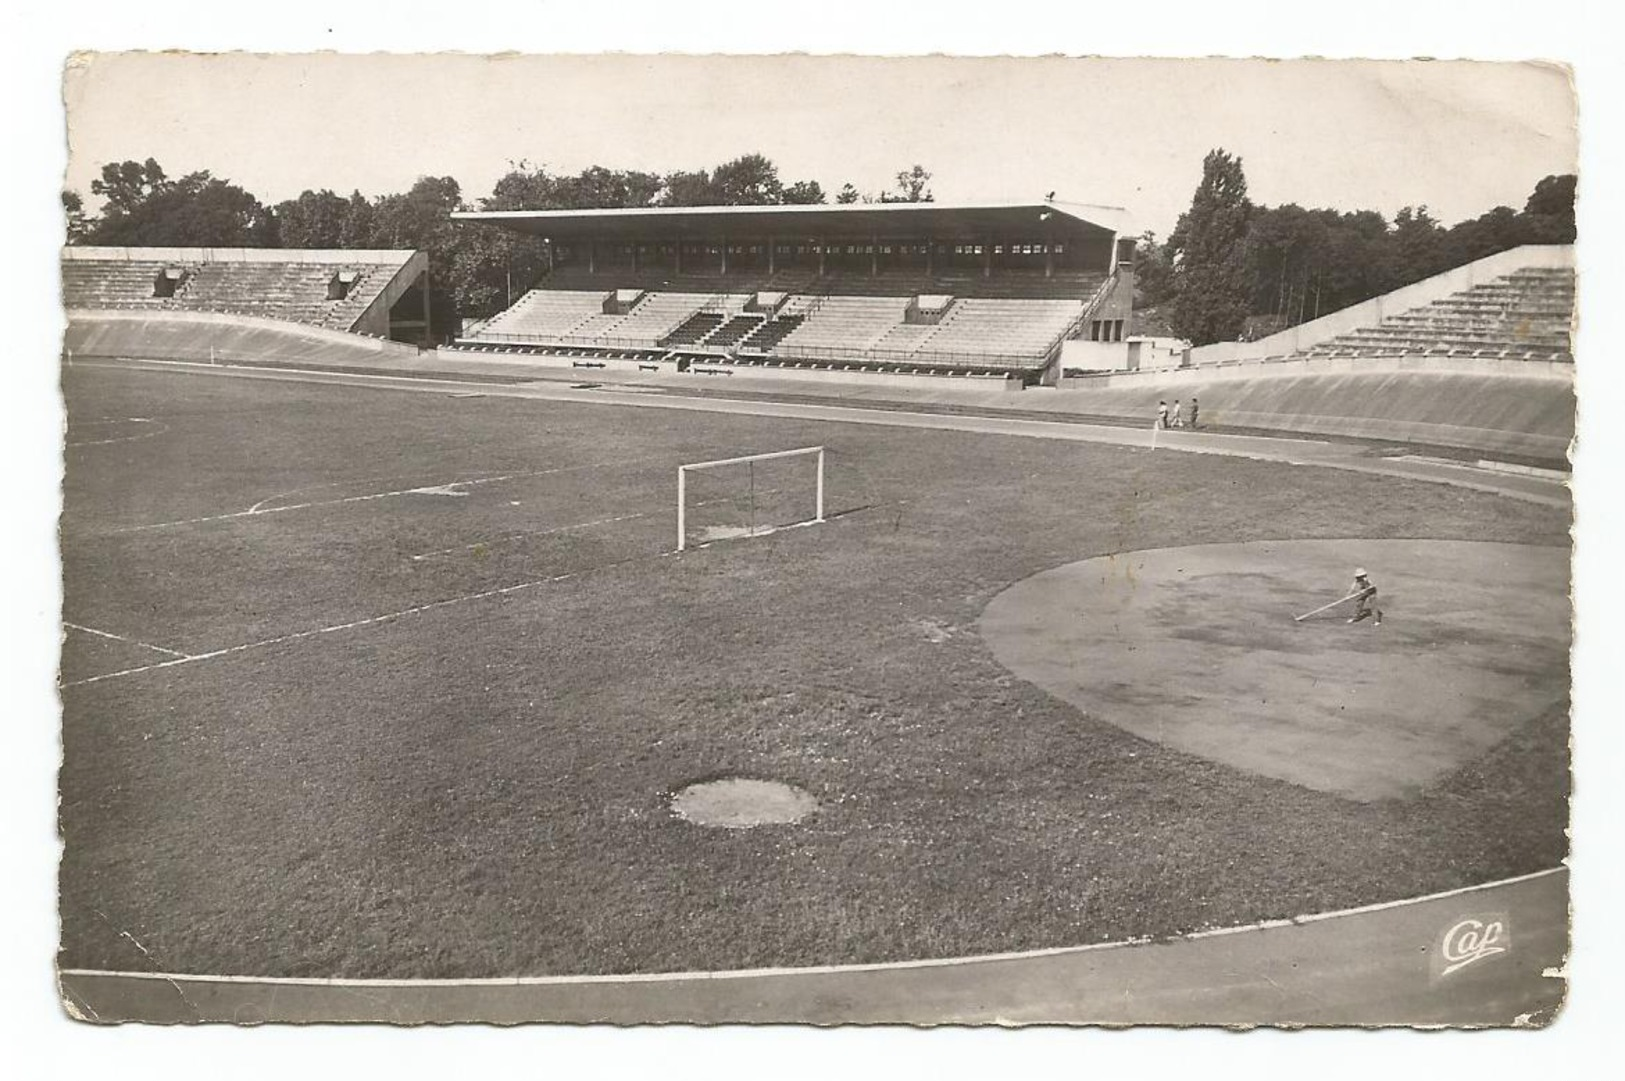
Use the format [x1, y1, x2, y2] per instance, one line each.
[63, 53, 1577, 238]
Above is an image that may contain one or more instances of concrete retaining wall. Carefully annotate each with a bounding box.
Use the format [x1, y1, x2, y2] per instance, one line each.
[64, 309, 421, 366]
[1049, 367, 1573, 460]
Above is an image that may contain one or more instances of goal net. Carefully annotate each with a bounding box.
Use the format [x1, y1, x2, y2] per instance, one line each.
[677, 446, 825, 551]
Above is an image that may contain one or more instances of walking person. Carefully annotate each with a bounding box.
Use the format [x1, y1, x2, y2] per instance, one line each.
[1171, 398, 1185, 428]
[1347, 568, 1383, 626]
[1189, 396, 1200, 429]
[1156, 400, 1169, 429]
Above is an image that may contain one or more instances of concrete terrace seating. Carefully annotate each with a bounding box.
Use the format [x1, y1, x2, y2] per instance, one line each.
[599, 292, 711, 344]
[912, 297, 1084, 356]
[63, 255, 407, 332]
[661, 312, 726, 348]
[1298, 268, 1575, 362]
[737, 314, 805, 352]
[703, 314, 767, 348]
[773, 296, 912, 353]
[477, 290, 607, 338]
[172, 262, 380, 331]
[62, 260, 191, 308]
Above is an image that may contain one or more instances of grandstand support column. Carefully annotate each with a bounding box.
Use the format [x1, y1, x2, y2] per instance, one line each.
[1045, 242, 1054, 278]
[768, 235, 776, 275]
[983, 237, 993, 279]
[631, 243, 640, 273]
[588, 240, 597, 275]
[721, 235, 729, 275]
[870, 233, 878, 278]
[675, 242, 683, 274]
[818, 238, 826, 277]
[546, 240, 555, 274]
[926, 239, 934, 276]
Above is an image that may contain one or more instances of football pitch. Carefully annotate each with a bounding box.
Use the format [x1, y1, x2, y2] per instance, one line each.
[58, 361, 1570, 980]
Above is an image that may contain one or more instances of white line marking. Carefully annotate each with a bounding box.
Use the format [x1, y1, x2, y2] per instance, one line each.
[55, 867, 1565, 989]
[62, 622, 191, 659]
[409, 512, 651, 561]
[58, 568, 593, 689]
[101, 459, 653, 534]
[66, 417, 168, 448]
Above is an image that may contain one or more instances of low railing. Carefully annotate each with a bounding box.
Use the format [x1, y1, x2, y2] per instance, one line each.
[466, 331, 665, 350]
[753, 341, 1044, 370]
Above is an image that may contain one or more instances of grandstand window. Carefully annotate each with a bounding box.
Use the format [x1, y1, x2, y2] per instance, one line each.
[1055, 243, 1064, 254]
[1113, 320, 1125, 342]
[994, 245, 1004, 255]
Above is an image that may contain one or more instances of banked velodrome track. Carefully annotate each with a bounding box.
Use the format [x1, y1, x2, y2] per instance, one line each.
[59, 349, 1570, 1025]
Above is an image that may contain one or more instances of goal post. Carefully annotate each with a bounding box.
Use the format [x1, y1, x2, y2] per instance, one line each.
[677, 445, 825, 551]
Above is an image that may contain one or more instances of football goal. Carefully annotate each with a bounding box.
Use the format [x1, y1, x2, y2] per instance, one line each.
[677, 446, 825, 551]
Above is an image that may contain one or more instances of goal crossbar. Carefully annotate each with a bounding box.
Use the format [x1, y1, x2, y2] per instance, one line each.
[677, 445, 825, 551]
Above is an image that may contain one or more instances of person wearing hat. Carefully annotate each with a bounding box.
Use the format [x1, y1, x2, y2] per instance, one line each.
[1348, 568, 1382, 625]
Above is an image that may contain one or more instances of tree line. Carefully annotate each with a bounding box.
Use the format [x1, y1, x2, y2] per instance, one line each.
[63, 156, 935, 330]
[1138, 149, 1577, 345]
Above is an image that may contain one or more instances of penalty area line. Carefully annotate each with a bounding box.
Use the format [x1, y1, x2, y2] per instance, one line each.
[57, 567, 608, 690]
[62, 622, 191, 660]
[105, 457, 660, 534]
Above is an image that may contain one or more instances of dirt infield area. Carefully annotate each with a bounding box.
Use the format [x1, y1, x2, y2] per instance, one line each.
[981, 540, 1569, 801]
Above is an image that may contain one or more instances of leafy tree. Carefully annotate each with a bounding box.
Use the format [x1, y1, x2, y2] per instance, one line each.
[485, 161, 559, 210]
[87, 169, 273, 247]
[62, 190, 92, 243]
[660, 169, 716, 207]
[1522, 173, 1576, 243]
[272, 189, 354, 250]
[879, 164, 933, 203]
[835, 183, 862, 205]
[338, 191, 375, 249]
[1168, 149, 1253, 345]
[711, 153, 784, 205]
[1442, 205, 1528, 266]
[1132, 230, 1177, 307]
[89, 158, 168, 218]
[782, 179, 826, 205]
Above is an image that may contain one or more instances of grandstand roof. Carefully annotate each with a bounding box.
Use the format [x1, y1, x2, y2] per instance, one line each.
[452, 200, 1133, 241]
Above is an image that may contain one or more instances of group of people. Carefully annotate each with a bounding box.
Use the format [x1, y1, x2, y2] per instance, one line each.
[1155, 397, 1199, 430]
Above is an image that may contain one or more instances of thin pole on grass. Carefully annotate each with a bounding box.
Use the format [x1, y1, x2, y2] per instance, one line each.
[815, 447, 825, 522]
[677, 465, 687, 552]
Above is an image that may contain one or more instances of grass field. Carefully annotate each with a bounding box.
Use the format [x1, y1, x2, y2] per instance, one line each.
[58, 361, 1570, 979]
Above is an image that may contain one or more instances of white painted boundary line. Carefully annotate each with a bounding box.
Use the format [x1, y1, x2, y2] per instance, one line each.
[58, 568, 594, 689]
[65, 417, 168, 448]
[409, 511, 650, 562]
[104, 458, 657, 535]
[62, 622, 191, 660]
[57, 866, 1564, 989]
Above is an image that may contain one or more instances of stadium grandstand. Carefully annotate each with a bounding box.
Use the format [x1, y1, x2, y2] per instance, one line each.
[61, 246, 432, 343]
[450, 200, 1137, 384]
